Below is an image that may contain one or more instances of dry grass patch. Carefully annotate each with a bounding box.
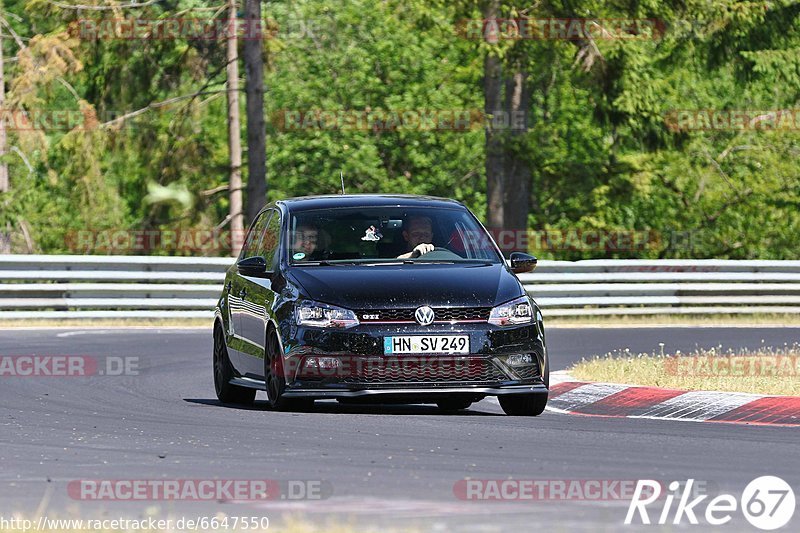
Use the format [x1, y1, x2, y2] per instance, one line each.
[546, 313, 800, 328]
[570, 344, 800, 396]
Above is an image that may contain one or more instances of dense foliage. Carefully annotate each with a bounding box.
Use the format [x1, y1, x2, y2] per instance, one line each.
[1, 0, 798, 259]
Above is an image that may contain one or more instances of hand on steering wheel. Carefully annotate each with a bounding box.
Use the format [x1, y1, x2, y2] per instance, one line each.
[411, 243, 435, 257]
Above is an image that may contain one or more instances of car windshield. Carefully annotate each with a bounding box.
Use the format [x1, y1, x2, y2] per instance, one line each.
[288, 206, 503, 265]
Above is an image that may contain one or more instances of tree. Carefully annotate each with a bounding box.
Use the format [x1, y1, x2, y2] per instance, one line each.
[243, 0, 266, 225]
[226, 0, 244, 256]
[0, 2, 9, 254]
[482, 1, 531, 253]
[1, 0, 798, 261]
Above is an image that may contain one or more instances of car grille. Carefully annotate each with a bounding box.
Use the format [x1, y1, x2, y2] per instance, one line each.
[510, 359, 540, 380]
[356, 307, 491, 323]
[300, 356, 509, 385]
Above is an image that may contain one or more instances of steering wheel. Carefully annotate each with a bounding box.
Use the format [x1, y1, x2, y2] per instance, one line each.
[417, 247, 461, 260]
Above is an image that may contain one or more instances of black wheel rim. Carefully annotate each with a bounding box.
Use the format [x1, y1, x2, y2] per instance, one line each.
[213, 328, 226, 396]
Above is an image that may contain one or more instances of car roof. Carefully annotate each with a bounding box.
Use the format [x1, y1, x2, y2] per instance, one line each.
[277, 194, 465, 212]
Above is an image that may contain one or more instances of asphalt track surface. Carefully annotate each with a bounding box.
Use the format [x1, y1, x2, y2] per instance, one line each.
[1, 326, 799, 532]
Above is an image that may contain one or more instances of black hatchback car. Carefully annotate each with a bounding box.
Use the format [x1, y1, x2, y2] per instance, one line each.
[213, 195, 549, 415]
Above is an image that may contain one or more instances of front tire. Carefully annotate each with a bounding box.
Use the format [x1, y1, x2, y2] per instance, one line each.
[213, 325, 256, 406]
[499, 393, 548, 416]
[265, 330, 314, 412]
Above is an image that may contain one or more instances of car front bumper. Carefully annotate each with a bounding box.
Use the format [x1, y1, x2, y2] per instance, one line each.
[281, 383, 548, 399]
[278, 321, 548, 399]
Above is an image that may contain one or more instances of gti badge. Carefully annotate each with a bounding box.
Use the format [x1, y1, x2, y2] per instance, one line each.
[414, 306, 435, 326]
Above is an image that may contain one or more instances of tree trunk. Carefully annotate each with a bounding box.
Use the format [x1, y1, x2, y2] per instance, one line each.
[503, 69, 531, 252]
[483, 0, 504, 235]
[483, 0, 531, 255]
[226, 0, 244, 256]
[243, 0, 267, 225]
[0, 12, 10, 254]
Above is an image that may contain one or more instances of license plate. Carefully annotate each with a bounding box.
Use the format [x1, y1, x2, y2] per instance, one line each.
[384, 335, 470, 355]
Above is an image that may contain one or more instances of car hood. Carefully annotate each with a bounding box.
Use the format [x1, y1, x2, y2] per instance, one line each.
[288, 262, 523, 309]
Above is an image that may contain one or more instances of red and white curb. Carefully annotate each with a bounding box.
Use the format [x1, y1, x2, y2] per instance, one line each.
[545, 372, 800, 426]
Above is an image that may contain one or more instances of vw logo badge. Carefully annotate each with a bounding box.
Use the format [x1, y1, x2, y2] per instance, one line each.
[415, 306, 435, 326]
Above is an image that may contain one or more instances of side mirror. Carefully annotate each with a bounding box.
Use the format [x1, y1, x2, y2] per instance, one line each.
[237, 256, 272, 278]
[510, 252, 537, 274]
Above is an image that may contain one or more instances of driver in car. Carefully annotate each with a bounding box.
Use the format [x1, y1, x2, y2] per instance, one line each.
[397, 216, 435, 259]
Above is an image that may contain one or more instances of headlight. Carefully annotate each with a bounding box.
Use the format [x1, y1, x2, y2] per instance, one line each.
[488, 295, 534, 326]
[296, 300, 359, 328]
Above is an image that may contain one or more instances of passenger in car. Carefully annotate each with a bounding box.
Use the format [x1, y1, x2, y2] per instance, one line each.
[292, 224, 320, 260]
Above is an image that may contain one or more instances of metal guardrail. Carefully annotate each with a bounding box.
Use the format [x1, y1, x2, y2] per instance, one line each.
[0, 255, 227, 320]
[523, 259, 800, 316]
[2, 255, 800, 319]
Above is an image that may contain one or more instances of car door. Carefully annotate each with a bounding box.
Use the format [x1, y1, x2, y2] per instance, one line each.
[239, 208, 282, 376]
[227, 210, 272, 371]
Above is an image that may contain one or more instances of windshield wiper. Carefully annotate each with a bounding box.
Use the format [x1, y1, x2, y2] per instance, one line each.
[296, 260, 369, 266]
[403, 259, 494, 265]
[293, 260, 334, 266]
[296, 259, 494, 266]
